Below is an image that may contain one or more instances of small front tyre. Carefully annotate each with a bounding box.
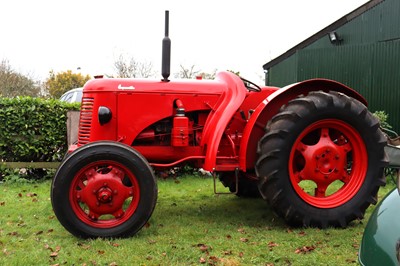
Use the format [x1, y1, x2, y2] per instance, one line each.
[51, 141, 157, 238]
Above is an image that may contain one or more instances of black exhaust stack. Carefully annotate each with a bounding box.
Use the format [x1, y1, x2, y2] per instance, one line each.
[161, 10, 171, 82]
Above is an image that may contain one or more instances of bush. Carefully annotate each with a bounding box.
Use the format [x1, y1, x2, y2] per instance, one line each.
[373, 110, 392, 130]
[0, 96, 79, 163]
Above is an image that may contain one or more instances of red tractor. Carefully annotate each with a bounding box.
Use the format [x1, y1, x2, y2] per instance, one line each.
[51, 11, 388, 238]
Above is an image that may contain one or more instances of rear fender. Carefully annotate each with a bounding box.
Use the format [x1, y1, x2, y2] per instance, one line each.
[239, 78, 367, 171]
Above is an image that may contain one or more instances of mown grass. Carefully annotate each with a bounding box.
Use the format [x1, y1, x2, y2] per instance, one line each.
[0, 175, 395, 266]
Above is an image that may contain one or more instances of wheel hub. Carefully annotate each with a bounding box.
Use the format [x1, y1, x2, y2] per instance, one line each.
[78, 170, 132, 216]
[315, 149, 341, 176]
[303, 137, 347, 183]
[97, 187, 113, 203]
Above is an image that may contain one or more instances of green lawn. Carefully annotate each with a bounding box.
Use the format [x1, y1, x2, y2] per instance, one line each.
[0, 175, 394, 265]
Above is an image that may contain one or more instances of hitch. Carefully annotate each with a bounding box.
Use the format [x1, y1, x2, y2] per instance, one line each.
[385, 144, 400, 168]
[384, 127, 400, 169]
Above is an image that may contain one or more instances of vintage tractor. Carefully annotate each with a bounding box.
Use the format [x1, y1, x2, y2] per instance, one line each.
[51, 11, 388, 238]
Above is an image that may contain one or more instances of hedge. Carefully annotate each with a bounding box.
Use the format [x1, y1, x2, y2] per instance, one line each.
[0, 96, 80, 165]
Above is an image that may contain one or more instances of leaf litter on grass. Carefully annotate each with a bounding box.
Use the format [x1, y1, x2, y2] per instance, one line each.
[0, 178, 395, 265]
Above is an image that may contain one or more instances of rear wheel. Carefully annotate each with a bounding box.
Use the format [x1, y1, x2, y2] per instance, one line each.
[51, 141, 157, 238]
[256, 91, 387, 228]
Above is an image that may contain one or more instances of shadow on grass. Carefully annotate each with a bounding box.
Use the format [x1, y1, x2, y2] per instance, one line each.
[150, 176, 371, 236]
[152, 194, 287, 233]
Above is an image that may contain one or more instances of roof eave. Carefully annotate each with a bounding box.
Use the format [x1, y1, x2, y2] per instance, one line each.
[263, 0, 385, 70]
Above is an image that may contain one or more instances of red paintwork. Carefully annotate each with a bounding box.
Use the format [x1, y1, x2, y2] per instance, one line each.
[74, 71, 366, 174]
[69, 160, 140, 228]
[239, 79, 366, 170]
[288, 119, 367, 208]
[200, 72, 246, 170]
[171, 116, 189, 146]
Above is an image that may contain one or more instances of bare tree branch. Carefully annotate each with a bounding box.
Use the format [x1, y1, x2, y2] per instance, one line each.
[175, 65, 200, 79]
[113, 54, 155, 78]
[175, 65, 216, 80]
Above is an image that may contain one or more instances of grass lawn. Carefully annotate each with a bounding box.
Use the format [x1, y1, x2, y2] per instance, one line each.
[0, 175, 395, 266]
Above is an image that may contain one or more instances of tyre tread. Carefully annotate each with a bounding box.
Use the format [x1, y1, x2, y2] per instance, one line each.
[255, 91, 387, 228]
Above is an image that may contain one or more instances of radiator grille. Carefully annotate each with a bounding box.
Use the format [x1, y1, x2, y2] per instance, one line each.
[78, 97, 94, 145]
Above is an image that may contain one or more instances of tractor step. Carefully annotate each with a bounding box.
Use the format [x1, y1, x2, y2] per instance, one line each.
[213, 168, 239, 195]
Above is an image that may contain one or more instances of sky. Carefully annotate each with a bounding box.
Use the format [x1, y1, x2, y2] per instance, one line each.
[1, 0, 369, 84]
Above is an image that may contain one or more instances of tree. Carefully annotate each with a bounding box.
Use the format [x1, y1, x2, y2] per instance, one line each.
[45, 70, 91, 98]
[113, 54, 155, 78]
[199, 70, 217, 80]
[175, 64, 217, 80]
[227, 70, 241, 76]
[175, 65, 200, 79]
[0, 59, 39, 97]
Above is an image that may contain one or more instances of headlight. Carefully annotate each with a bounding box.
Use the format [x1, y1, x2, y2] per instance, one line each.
[98, 106, 112, 125]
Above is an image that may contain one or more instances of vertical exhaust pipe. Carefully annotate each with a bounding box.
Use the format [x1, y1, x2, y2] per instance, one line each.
[161, 10, 171, 82]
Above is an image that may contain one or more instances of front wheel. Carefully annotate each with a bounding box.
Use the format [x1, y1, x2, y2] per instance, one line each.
[51, 141, 157, 238]
[256, 91, 387, 228]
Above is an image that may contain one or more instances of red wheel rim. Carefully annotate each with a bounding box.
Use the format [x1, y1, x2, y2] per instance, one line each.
[289, 119, 367, 208]
[69, 160, 140, 228]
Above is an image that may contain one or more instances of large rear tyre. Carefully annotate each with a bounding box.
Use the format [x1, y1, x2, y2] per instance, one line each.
[256, 91, 387, 228]
[51, 141, 157, 238]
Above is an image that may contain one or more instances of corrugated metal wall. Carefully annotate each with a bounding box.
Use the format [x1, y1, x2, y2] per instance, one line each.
[267, 55, 298, 86]
[267, 0, 400, 132]
[296, 42, 400, 132]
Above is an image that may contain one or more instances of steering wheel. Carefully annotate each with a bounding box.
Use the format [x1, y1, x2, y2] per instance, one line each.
[240, 77, 261, 92]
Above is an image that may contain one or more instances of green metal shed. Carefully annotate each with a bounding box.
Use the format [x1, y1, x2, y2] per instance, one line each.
[263, 0, 400, 132]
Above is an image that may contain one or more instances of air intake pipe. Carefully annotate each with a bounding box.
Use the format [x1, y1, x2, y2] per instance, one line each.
[161, 10, 171, 82]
